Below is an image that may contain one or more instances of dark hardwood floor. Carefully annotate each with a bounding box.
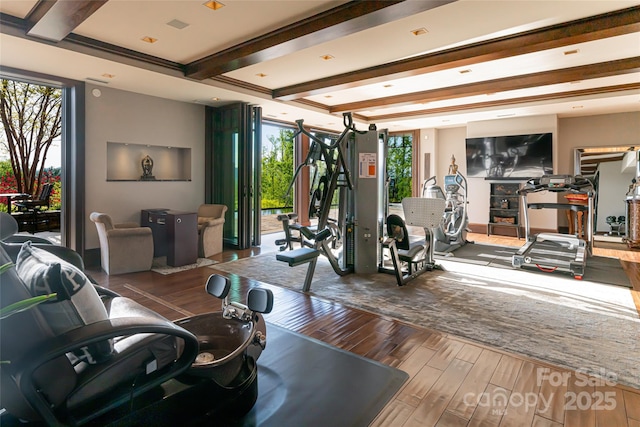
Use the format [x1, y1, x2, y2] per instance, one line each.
[87, 232, 640, 427]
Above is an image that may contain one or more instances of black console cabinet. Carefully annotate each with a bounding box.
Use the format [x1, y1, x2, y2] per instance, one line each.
[141, 209, 197, 267]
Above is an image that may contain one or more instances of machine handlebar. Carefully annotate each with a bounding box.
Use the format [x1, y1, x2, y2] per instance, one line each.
[518, 175, 594, 195]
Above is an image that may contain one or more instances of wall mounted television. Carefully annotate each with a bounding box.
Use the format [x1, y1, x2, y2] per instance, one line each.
[465, 133, 553, 179]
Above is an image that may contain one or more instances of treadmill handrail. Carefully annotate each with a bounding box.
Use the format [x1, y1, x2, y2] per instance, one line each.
[527, 202, 590, 211]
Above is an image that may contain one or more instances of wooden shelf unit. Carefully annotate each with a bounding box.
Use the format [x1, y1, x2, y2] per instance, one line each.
[488, 182, 521, 238]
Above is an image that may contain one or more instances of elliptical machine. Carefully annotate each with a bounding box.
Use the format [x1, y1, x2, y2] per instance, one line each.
[422, 156, 470, 254]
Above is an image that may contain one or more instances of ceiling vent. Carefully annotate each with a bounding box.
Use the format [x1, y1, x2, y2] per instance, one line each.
[167, 19, 189, 30]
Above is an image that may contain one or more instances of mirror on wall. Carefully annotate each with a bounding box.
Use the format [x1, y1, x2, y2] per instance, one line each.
[574, 146, 637, 240]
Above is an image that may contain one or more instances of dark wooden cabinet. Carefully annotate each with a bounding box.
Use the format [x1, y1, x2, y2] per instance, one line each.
[141, 209, 197, 266]
[488, 183, 521, 238]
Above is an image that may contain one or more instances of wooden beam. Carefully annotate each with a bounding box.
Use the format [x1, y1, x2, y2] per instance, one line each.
[184, 0, 455, 80]
[364, 83, 640, 121]
[329, 58, 640, 113]
[274, 6, 640, 100]
[368, 85, 640, 122]
[26, 0, 108, 42]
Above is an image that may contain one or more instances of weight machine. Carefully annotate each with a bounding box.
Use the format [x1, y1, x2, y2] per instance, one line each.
[275, 113, 359, 290]
[511, 174, 596, 279]
[276, 112, 444, 289]
[379, 197, 446, 286]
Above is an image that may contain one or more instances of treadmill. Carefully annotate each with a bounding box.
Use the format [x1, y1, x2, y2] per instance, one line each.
[512, 174, 595, 279]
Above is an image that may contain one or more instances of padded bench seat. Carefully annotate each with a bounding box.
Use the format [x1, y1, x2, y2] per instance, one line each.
[276, 247, 320, 267]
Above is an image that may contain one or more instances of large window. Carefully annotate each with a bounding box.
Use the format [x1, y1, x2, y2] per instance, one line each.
[387, 133, 413, 203]
[261, 122, 296, 212]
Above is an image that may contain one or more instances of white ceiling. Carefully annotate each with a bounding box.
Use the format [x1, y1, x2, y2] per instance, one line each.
[0, 0, 638, 133]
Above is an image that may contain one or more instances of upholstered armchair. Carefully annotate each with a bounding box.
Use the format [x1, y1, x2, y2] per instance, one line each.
[89, 212, 154, 275]
[197, 204, 227, 257]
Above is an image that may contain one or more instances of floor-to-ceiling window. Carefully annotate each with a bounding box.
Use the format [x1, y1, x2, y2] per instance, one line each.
[0, 71, 84, 252]
[261, 122, 296, 235]
[386, 133, 413, 203]
[0, 79, 62, 229]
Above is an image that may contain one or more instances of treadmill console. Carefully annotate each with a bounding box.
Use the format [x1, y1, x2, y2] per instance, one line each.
[521, 174, 593, 194]
[540, 175, 575, 188]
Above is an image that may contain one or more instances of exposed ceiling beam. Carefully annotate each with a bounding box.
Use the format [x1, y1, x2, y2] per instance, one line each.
[184, 0, 455, 80]
[329, 57, 640, 113]
[365, 83, 640, 122]
[274, 6, 640, 100]
[26, 0, 109, 42]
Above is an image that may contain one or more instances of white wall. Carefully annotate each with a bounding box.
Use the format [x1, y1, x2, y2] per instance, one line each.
[85, 85, 206, 249]
[557, 112, 640, 175]
[423, 112, 640, 233]
[558, 111, 640, 231]
[424, 115, 559, 231]
[416, 128, 437, 195]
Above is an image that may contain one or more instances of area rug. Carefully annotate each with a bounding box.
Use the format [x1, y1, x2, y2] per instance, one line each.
[231, 323, 408, 426]
[435, 242, 632, 288]
[212, 253, 640, 389]
[152, 256, 217, 275]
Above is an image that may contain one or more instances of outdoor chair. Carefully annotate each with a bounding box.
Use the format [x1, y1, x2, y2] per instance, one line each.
[14, 183, 53, 233]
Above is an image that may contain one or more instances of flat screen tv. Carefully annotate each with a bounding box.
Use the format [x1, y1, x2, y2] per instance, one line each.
[465, 133, 553, 179]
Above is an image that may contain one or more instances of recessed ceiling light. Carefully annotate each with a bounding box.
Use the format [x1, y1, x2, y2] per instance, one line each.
[572, 105, 584, 109]
[141, 36, 158, 44]
[204, 1, 225, 10]
[167, 19, 189, 30]
[324, 95, 332, 98]
[570, 81, 582, 84]
[564, 49, 579, 55]
[281, 112, 287, 115]
[320, 54, 334, 61]
[459, 69, 472, 74]
[383, 84, 393, 88]
[256, 73, 267, 78]
[410, 28, 428, 36]
[101, 73, 115, 79]
[211, 97, 220, 101]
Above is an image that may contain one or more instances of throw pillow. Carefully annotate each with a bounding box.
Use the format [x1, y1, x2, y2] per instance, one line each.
[16, 241, 114, 364]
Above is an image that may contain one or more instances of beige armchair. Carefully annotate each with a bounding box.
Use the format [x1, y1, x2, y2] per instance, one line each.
[197, 204, 227, 257]
[90, 212, 154, 275]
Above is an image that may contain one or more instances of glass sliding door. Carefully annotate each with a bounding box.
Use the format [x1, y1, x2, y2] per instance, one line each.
[206, 103, 261, 249]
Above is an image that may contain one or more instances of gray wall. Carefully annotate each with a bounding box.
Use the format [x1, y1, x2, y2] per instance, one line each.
[85, 85, 206, 249]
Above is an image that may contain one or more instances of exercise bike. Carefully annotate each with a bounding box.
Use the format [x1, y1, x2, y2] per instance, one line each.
[422, 170, 470, 254]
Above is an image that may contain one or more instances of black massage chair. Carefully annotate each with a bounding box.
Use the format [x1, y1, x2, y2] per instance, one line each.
[0, 212, 272, 426]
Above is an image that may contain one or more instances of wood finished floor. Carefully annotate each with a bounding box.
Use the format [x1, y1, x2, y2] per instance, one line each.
[87, 232, 640, 427]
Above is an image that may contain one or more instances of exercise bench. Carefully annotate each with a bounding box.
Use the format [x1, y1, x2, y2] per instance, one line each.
[276, 247, 320, 292]
[275, 228, 331, 292]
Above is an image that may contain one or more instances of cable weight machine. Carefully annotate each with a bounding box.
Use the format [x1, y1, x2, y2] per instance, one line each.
[276, 113, 361, 290]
